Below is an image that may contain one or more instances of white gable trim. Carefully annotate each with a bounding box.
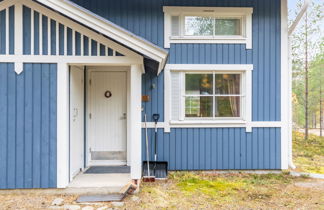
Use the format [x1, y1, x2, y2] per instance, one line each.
[35, 0, 168, 74]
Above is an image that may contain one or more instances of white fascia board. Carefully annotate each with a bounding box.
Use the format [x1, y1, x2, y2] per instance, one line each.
[0, 0, 18, 11]
[36, 0, 168, 72]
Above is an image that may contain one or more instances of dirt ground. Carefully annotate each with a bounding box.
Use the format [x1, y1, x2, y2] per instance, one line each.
[0, 172, 323, 210]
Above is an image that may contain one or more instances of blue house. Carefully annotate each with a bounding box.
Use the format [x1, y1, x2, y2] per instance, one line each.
[0, 0, 293, 189]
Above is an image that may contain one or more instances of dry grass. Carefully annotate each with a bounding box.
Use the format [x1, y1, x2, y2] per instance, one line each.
[123, 172, 324, 209]
[0, 172, 323, 209]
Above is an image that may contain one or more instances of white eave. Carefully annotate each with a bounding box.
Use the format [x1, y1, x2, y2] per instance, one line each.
[36, 0, 168, 74]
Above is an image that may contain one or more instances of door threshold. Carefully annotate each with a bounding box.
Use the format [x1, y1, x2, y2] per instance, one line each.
[88, 160, 127, 166]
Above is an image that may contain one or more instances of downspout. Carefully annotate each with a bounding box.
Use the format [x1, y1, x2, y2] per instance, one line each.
[287, 0, 311, 169]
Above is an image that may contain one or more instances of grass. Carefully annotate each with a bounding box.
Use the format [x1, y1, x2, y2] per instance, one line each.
[124, 172, 323, 209]
[293, 131, 324, 174]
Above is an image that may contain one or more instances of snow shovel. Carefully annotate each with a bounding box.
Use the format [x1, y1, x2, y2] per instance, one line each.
[142, 113, 155, 182]
[151, 114, 168, 179]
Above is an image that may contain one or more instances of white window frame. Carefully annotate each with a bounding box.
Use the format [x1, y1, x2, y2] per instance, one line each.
[164, 64, 253, 132]
[163, 7, 253, 49]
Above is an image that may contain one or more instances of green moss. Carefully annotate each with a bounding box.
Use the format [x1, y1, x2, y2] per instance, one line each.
[293, 131, 324, 174]
[174, 173, 245, 197]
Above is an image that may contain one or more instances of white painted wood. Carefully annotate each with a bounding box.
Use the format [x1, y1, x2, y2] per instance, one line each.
[130, 64, 143, 180]
[39, 14, 42, 55]
[89, 71, 127, 163]
[14, 3, 22, 56]
[14, 62, 23, 75]
[70, 66, 85, 180]
[72, 29, 75, 56]
[56, 21, 59, 55]
[31, 9, 34, 55]
[57, 63, 70, 188]
[80, 34, 84, 56]
[142, 121, 283, 129]
[0, 55, 142, 64]
[170, 71, 181, 121]
[281, 0, 289, 170]
[163, 6, 253, 49]
[166, 64, 253, 71]
[164, 68, 171, 132]
[64, 25, 67, 56]
[164, 13, 171, 48]
[0, 0, 17, 11]
[165, 64, 253, 132]
[5, 7, 9, 55]
[47, 17, 50, 55]
[35, 0, 167, 71]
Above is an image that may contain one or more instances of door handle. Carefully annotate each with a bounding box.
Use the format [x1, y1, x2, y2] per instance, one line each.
[121, 113, 127, 120]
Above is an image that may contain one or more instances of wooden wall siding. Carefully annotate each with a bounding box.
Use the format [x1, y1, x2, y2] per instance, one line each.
[0, 63, 57, 189]
[0, 6, 14, 55]
[142, 128, 281, 170]
[21, 5, 125, 57]
[72, 0, 281, 122]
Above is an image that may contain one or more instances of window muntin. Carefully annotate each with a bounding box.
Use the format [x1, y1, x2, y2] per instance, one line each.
[184, 73, 242, 119]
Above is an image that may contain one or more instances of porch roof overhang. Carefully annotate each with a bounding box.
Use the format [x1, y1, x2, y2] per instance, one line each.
[35, 0, 169, 75]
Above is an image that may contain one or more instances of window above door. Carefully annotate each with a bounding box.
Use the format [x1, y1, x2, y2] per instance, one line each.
[163, 7, 253, 49]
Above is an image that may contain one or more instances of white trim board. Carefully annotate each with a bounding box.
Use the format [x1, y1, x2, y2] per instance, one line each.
[280, 0, 289, 170]
[142, 121, 283, 131]
[164, 64, 253, 132]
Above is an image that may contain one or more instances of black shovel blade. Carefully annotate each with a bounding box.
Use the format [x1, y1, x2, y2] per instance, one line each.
[142, 161, 168, 179]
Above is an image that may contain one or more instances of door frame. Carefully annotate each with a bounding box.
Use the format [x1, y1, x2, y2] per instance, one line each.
[85, 66, 131, 167]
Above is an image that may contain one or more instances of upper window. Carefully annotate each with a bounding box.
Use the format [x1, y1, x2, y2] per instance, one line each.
[163, 7, 253, 49]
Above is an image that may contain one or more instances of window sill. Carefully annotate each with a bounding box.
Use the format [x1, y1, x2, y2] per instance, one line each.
[170, 120, 247, 125]
[166, 38, 251, 49]
[170, 36, 247, 41]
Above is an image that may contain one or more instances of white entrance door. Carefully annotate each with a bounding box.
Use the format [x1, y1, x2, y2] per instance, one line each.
[89, 71, 127, 165]
[70, 66, 84, 179]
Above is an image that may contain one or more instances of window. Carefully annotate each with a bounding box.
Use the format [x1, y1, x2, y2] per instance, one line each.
[185, 73, 242, 119]
[163, 7, 253, 49]
[165, 64, 253, 125]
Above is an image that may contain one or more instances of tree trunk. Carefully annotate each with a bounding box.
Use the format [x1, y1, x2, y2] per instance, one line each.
[320, 85, 323, 137]
[304, 11, 309, 140]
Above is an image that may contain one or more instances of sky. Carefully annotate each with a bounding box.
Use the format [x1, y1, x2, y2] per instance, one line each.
[288, 0, 322, 19]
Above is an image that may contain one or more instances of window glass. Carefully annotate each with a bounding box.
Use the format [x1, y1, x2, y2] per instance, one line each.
[184, 73, 241, 119]
[184, 16, 214, 36]
[215, 96, 241, 117]
[215, 74, 241, 95]
[185, 74, 213, 95]
[215, 19, 241, 35]
[185, 96, 213, 117]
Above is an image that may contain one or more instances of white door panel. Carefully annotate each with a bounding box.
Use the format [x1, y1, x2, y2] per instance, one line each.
[70, 66, 84, 179]
[89, 71, 127, 163]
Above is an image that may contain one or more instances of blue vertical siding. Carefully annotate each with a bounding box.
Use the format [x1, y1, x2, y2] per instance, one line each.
[142, 128, 281, 170]
[0, 63, 57, 189]
[72, 0, 281, 122]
